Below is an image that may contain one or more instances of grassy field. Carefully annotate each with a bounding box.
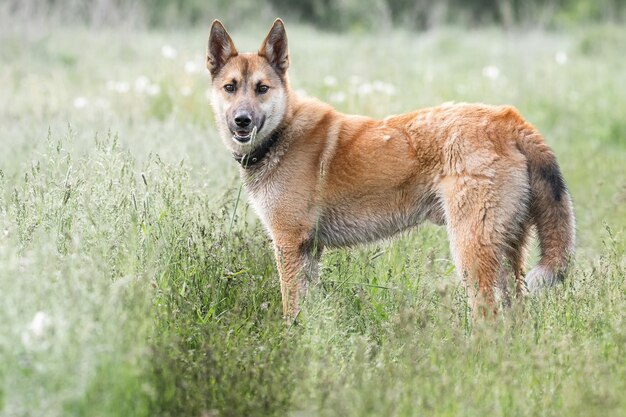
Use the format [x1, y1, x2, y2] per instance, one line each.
[1, 23, 625, 417]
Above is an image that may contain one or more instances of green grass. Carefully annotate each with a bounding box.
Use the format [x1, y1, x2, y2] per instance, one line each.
[0, 24, 625, 417]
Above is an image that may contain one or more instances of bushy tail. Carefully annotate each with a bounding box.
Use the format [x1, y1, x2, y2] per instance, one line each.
[517, 131, 575, 292]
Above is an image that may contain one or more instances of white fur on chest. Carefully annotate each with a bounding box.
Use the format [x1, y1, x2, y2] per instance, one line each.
[246, 181, 281, 239]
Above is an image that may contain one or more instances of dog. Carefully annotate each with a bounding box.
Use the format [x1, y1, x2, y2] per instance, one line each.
[206, 19, 575, 319]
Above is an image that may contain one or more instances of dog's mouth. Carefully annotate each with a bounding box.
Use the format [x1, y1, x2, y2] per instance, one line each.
[233, 130, 253, 144]
[231, 119, 264, 144]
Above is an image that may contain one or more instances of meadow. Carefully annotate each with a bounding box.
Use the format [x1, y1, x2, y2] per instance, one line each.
[0, 23, 625, 417]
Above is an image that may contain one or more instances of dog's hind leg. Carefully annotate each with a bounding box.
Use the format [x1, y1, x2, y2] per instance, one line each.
[440, 182, 499, 315]
[510, 224, 531, 298]
[497, 216, 532, 306]
[446, 224, 503, 317]
[440, 160, 529, 317]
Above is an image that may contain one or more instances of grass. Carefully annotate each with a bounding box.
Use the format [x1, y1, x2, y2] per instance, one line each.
[0, 23, 625, 417]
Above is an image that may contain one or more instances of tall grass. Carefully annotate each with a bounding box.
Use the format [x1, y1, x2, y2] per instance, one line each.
[0, 24, 625, 416]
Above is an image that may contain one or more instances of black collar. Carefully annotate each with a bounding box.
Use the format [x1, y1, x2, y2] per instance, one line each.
[232, 129, 281, 168]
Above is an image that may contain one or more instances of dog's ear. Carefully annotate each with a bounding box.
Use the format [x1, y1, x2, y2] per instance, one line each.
[259, 19, 289, 76]
[207, 20, 238, 77]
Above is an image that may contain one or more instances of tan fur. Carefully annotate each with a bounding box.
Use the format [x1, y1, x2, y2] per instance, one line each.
[207, 20, 575, 319]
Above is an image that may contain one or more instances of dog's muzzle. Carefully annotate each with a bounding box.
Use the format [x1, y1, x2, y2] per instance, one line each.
[232, 111, 255, 143]
[231, 116, 264, 144]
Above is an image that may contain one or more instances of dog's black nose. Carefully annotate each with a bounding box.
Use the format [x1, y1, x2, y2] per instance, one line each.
[234, 112, 252, 128]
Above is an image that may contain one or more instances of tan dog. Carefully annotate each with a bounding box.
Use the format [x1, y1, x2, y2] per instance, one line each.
[207, 19, 575, 319]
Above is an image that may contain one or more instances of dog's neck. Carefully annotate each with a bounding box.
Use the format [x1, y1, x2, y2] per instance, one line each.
[232, 128, 283, 169]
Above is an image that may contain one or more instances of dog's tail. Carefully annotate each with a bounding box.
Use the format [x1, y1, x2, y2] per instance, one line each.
[517, 130, 575, 292]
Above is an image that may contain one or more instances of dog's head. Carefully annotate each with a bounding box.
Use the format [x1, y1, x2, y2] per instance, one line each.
[207, 19, 289, 154]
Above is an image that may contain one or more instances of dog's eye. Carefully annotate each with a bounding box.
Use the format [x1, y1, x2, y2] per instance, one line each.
[257, 85, 269, 94]
[224, 84, 235, 93]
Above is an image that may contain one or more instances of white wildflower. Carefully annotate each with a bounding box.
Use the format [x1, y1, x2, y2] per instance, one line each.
[555, 51, 568, 65]
[372, 80, 396, 95]
[482, 65, 500, 79]
[184, 60, 200, 74]
[21, 311, 53, 349]
[115, 81, 130, 94]
[356, 83, 373, 96]
[329, 91, 346, 103]
[134, 75, 150, 93]
[161, 45, 177, 59]
[73, 97, 88, 109]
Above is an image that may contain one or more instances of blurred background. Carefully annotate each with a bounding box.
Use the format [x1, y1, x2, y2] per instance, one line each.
[2, 0, 625, 30]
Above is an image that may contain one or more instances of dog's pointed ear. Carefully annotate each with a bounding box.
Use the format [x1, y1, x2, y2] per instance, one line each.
[207, 20, 238, 77]
[258, 19, 289, 76]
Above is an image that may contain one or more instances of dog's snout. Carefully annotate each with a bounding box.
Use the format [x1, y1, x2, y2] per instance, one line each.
[234, 112, 252, 128]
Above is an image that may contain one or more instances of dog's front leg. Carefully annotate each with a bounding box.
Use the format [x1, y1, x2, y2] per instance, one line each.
[274, 239, 322, 320]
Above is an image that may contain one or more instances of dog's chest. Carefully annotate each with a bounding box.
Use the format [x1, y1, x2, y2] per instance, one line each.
[247, 181, 281, 235]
